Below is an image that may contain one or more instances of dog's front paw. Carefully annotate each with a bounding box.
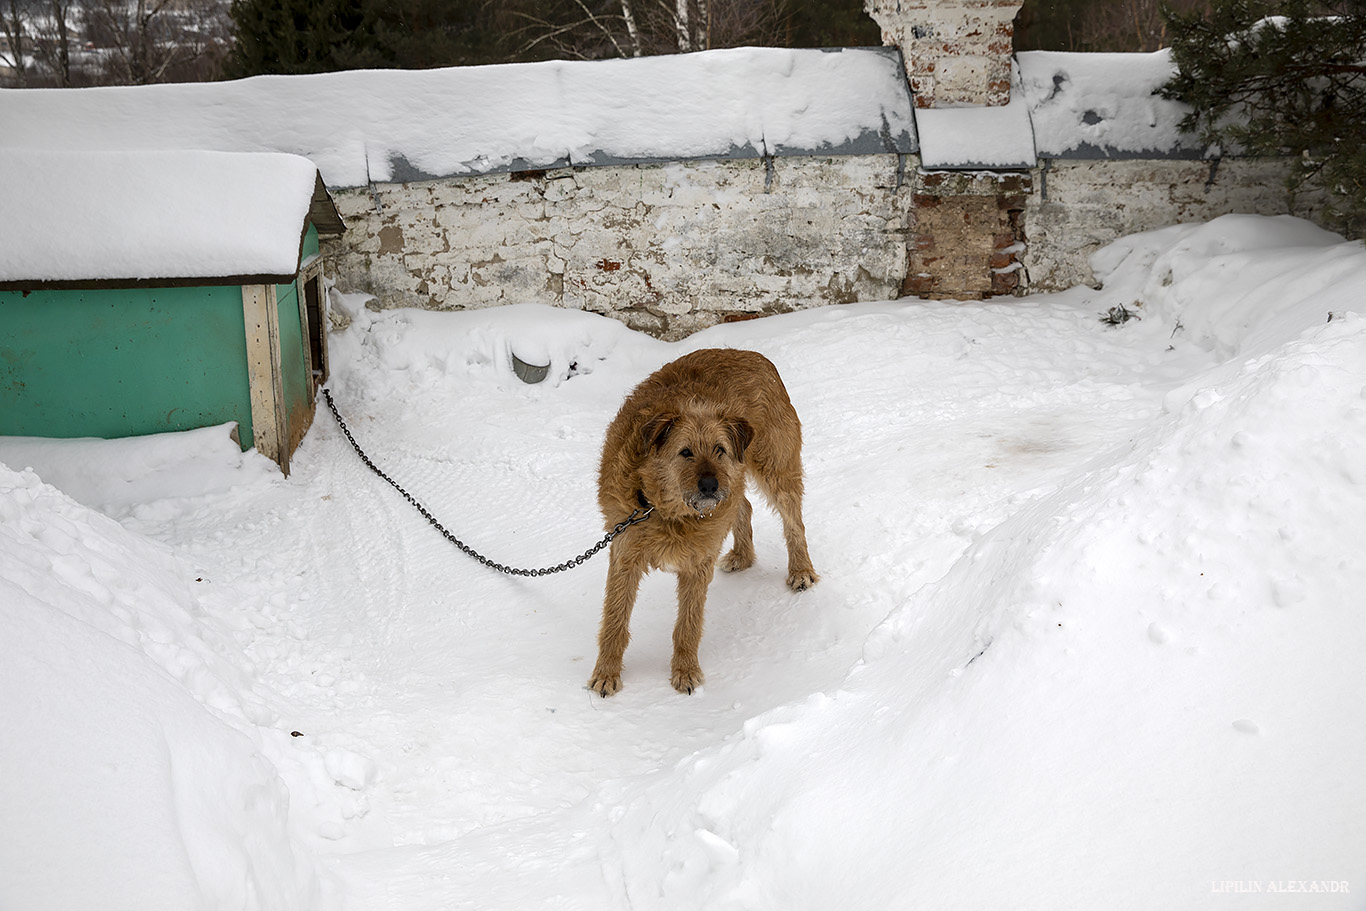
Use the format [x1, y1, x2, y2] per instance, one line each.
[670, 665, 704, 695]
[588, 670, 623, 697]
[787, 569, 820, 592]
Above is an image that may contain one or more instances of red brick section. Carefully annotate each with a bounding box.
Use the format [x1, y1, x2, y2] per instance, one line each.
[905, 173, 1030, 301]
[867, 0, 1023, 108]
[865, 1, 1030, 297]
[990, 195, 1028, 294]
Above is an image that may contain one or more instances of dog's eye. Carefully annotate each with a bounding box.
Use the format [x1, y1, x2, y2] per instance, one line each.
[715, 445, 726, 457]
[679, 448, 693, 459]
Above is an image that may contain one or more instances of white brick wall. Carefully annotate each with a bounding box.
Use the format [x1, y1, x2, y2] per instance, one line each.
[323, 155, 914, 340]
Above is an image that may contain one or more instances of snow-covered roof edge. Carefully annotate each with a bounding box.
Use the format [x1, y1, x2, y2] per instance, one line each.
[0, 149, 344, 287]
[0, 46, 918, 189]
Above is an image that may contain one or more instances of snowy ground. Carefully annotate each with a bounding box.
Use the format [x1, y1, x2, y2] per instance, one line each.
[3, 214, 1364, 910]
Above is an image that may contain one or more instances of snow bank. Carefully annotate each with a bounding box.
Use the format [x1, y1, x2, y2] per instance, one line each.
[642, 317, 1366, 908]
[0, 149, 320, 283]
[0, 465, 331, 910]
[0, 47, 917, 187]
[594, 218, 1366, 908]
[1092, 213, 1354, 358]
[0, 423, 278, 517]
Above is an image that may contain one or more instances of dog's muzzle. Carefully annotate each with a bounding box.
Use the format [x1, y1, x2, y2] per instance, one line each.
[687, 475, 725, 516]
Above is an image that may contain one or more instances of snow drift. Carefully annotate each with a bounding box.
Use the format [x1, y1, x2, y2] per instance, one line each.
[0, 465, 332, 910]
[2, 214, 1362, 910]
[604, 219, 1366, 909]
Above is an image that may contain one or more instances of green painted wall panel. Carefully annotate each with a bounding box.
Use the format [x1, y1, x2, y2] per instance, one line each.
[0, 286, 255, 448]
[276, 223, 322, 452]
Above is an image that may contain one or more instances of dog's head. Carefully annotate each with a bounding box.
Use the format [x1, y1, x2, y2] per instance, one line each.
[637, 405, 753, 518]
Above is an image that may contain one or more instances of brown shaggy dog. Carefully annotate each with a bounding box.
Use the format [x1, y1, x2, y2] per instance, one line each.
[588, 348, 818, 697]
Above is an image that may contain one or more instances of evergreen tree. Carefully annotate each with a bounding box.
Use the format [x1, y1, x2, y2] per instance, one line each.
[1160, 0, 1366, 238]
[368, 0, 508, 69]
[784, 0, 880, 49]
[226, 0, 383, 77]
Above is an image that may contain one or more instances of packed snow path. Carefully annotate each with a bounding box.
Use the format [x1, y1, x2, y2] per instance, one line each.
[3, 216, 1363, 909]
[131, 295, 1166, 842]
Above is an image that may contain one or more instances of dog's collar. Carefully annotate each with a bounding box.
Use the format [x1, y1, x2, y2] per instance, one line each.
[636, 489, 652, 510]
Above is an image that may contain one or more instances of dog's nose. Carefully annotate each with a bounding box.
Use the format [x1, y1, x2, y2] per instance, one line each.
[698, 474, 718, 496]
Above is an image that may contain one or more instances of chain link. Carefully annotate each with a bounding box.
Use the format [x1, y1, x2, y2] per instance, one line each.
[322, 388, 653, 576]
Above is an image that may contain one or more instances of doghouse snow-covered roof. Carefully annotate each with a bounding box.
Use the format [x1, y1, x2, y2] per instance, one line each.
[0, 149, 343, 288]
[0, 47, 919, 188]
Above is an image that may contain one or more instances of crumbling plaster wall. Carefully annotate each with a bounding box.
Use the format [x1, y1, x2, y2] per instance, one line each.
[322, 154, 913, 340]
[321, 151, 1338, 337]
[864, 0, 1022, 107]
[1023, 157, 1330, 291]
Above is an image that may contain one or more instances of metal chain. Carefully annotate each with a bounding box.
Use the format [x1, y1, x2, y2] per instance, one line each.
[321, 388, 653, 576]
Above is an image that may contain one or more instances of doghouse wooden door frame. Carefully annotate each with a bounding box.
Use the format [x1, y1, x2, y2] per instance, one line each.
[242, 282, 290, 473]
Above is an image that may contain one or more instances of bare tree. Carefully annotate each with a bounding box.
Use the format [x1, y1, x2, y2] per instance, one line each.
[29, 0, 77, 85]
[620, 0, 641, 55]
[0, 0, 31, 85]
[672, 0, 691, 50]
[94, 0, 161, 83]
[85, 0, 229, 84]
[507, 0, 791, 61]
[1077, 0, 1213, 52]
[1, 0, 229, 86]
[508, 0, 625, 60]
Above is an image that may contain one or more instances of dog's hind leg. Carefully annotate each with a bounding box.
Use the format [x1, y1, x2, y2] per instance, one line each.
[760, 473, 819, 592]
[671, 564, 714, 694]
[718, 492, 755, 573]
[589, 541, 646, 697]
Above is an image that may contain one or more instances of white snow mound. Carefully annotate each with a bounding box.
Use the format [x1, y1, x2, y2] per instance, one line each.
[0, 465, 332, 910]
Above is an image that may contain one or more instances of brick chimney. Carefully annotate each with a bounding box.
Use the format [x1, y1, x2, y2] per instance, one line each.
[865, 0, 1024, 107]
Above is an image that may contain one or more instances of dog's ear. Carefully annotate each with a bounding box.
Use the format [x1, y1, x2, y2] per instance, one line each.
[641, 413, 677, 452]
[726, 418, 754, 463]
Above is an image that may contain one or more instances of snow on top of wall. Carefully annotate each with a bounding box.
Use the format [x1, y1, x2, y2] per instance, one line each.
[0, 47, 918, 189]
[903, 51, 1202, 171]
[0, 149, 319, 284]
[915, 67, 1036, 170]
[1018, 49, 1205, 159]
